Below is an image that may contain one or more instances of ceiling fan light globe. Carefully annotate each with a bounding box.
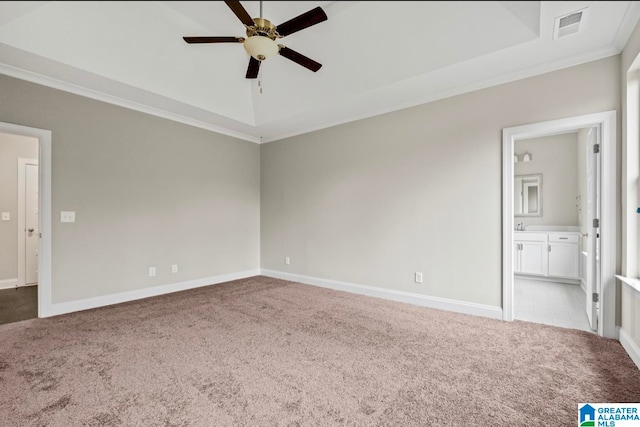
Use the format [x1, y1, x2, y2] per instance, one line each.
[244, 36, 278, 61]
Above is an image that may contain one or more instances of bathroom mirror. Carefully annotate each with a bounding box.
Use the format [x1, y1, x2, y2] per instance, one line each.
[514, 174, 542, 217]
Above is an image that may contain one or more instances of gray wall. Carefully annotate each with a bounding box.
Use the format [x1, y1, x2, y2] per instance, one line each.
[0, 54, 624, 314]
[0, 74, 260, 303]
[0, 133, 38, 282]
[261, 55, 620, 308]
[514, 133, 579, 227]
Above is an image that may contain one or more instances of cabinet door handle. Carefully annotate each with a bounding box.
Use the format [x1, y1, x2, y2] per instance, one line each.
[559, 237, 568, 240]
[548, 245, 551, 252]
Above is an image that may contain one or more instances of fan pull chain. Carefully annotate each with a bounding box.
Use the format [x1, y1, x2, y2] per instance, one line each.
[258, 67, 263, 94]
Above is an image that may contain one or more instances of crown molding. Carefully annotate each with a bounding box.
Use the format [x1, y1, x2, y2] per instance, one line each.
[259, 45, 620, 143]
[0, 63, 262, 144]
[613, 1, 640, 51]
[0, 43, 621, 145]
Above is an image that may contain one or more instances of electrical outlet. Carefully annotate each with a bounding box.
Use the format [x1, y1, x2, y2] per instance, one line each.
[285, 256, 290, 265]
[149, 266, 156, 277]
[171, 264, 178, 273]
[415, 272, 423, 284]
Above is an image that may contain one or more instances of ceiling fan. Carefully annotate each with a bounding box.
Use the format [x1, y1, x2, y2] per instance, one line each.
[183, 1, 328, 79]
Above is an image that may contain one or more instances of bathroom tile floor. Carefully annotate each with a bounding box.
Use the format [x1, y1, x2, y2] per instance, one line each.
[514, 277, 593, 333]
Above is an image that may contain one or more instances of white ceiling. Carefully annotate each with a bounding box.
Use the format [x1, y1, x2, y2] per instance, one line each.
[0, 1, 638, 143]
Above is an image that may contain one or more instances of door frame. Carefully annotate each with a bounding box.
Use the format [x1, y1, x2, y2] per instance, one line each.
[17, 157, 38, 287]
[502, 110, 617, 338]
[0, 122, 52, 318]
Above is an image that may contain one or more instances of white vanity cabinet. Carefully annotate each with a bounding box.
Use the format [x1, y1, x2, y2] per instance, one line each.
[513, 232, 548, 276]
[547, 233, 580, 279]
[514, 231, 581, 281]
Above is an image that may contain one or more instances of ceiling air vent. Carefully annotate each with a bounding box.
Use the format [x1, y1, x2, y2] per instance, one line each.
[553, 7, 588, 40]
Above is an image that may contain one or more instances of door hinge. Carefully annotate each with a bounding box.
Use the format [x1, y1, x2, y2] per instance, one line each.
[593, 218, 600, 228]
[593, 143, 600, 154]
[592, 293, 599, 303]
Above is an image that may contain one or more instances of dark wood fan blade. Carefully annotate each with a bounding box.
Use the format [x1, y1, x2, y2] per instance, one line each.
[224, 1, 255, 27]
[276, 7, 327, 37]
[246, 57, 260, 79]
[279, 46, 322, 72]
[183, 36, 244, 44]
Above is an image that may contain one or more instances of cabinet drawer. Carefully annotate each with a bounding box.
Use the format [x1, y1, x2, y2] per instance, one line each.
[514, 232, 547, 242]
[548, 234, 579, 244]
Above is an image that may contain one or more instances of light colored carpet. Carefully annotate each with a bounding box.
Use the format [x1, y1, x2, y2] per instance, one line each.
[0, 276, 638, 426]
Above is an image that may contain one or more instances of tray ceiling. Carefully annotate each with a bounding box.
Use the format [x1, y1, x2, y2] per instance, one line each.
[0, 1, 638, 142]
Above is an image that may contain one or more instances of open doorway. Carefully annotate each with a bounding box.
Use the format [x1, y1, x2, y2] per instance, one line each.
[511, 128, 597, 333]
[502, 111, 617, 339]
[0, 122, 52, 322]
[0, 133, 39, 324]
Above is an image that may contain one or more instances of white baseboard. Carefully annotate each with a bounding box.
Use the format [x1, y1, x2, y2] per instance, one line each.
[43, 269, 260, 318]
[260, 269, 503, 320]
[43, 268, 504, 321]
[619, 327, 640, 370]
[0, 278, 18, 290]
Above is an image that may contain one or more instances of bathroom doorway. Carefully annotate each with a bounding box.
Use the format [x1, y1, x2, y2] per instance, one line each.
[511, 128, 597, 333]
[502, 111, 616, 338]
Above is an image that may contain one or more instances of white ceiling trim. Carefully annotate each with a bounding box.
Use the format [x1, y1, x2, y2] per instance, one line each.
[0, 62, 262, 144]
[612, 1, 640, 50]
[0, 41, 620, 146]
[0, 39, 621, 146]
[259, 44, 620, 143]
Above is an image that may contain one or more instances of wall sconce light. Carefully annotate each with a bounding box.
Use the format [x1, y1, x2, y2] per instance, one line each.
[514, 151, 532, 163]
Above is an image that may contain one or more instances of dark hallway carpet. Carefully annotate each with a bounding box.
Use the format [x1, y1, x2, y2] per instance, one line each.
[0, 286, 37, 325]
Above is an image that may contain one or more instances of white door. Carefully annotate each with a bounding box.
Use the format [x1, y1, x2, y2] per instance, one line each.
[585, 127, 600, 331]
[25, 163, 39, 285]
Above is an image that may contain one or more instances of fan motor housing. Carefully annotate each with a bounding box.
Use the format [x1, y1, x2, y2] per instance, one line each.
[247, 18, 278, 40]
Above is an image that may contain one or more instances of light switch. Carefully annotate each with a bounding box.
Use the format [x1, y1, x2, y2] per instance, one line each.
[61, 211, 76, 223]
[1, 212, 9, 221]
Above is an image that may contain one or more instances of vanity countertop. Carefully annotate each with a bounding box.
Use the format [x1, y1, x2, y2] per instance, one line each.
[515, 226, 580, 233]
